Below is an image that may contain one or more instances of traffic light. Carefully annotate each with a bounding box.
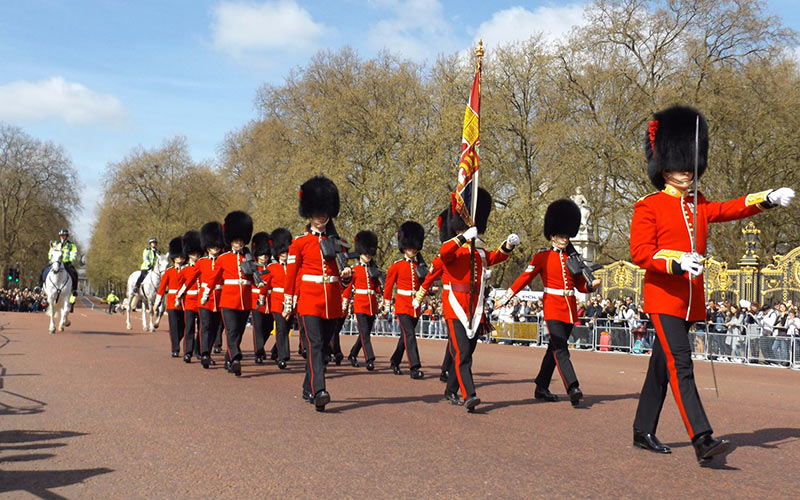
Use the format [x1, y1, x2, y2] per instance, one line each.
[13, 267, 19, 283]
[6, 267, 11, 281]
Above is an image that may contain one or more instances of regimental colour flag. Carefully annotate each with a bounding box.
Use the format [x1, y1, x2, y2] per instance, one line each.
[453, 63, 481, 226]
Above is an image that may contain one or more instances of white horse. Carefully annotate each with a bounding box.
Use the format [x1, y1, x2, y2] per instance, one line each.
[44, 248, 72, 334]
[124, 253, 169, 332]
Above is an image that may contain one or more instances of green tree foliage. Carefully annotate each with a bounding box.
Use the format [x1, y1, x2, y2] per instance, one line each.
[0, 124, 79, 289]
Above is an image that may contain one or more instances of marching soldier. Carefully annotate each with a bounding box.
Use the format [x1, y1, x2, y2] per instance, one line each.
[195, 221, 225, 369]
[283, 175, 352, 412]
[497, 199, 600, 407]
[439, 188, 519, 412]
[630, 104, 794, 465]
[343, 230, 381, 371]
[384, 221, 427, 379]
[265, 228, 293, 369]
[250, 231, 274, 364]
[175, 231, 203, 363]
[133, 237, 160, 294]
[415, 209, 455, 382]
[155, 237, 186, 357]
[203, 211, 256, 377]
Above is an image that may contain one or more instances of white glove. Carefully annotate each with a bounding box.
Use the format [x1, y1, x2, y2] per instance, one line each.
[767, 187, 795, 207]
[463, 226, 478, 241]
[679, 252, 704, 278]
[412, 298, 420, 310]
[506, 233, 520, 247]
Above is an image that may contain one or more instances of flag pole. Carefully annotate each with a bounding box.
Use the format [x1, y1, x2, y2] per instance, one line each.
[468, 40, 484, 332]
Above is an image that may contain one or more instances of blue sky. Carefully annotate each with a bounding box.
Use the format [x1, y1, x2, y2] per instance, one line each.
[1, 0, 798, 249]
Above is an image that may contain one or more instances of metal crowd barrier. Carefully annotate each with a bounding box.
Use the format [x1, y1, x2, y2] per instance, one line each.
[338, 314, 798, 369]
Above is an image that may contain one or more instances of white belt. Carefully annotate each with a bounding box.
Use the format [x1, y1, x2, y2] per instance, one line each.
[396, 289, 414, 296]
[224, 279, 251, 285]
[544, 287, 574, 297]
[186, 290, 198, 296]
[354, 289, 375, 295]
[302, 275, 339, 283]
[215, 285, 222, 290]
[168, 289, 178, 293]
[272, 287, 284, 293]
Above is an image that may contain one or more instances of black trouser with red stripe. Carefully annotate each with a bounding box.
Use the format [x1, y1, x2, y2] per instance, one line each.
[390, 314, 421, 370]
[446, 319, 478, 398]
[214, 318, 223, 350]
[271, 313, 291, 361]
[198, 308, 221, 356]
[183, 309, 199, 357]
[634, 314, 711, 439]
[300, 315, 338, 396]
[535, 320, 579, 392]
[222, 308, 250, 362]
[298, 316, 307, 354]
[349, 313, 376, 362]
[251, 309, 273, 357]
[167, 309, 185, 353]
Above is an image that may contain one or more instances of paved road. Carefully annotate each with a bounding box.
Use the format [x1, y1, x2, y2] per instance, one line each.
[1, 306, 799, 498]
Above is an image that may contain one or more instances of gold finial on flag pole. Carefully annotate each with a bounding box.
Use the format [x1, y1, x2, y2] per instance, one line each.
[475, 39, 484, 72]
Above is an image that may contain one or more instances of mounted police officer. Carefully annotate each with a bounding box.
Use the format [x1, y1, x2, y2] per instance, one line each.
[134, 237, 160, 294]
[41, 229, 79, 310]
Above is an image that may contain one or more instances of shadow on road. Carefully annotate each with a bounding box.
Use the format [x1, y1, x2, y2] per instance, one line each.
[0, 430, 113, 498]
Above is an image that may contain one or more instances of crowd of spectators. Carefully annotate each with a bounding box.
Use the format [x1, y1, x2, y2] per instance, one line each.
[0, 288, 47, 312]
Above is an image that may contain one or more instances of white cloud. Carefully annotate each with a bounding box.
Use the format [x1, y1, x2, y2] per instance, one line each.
[475, 4, 588, 50]
[0, 77, 126, 127]
[366, 0, 455, 60]
[212, 0, 331, 56]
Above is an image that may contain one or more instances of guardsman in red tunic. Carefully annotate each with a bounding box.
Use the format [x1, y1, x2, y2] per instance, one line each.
[499, 199, 600, 407]
[175, 230, 203, 363]
[415, 209, 454, 383]
[250, 232, 274, 365]
[203, 211, 255, 377]
[155, 237, 186, 357]
[283, 176, 352, 412]
[631, 105, 794, 465]
[439, 188, 518, 412]
[343, 230, 382, 371]
[265, 228, 292, 369]
[193, 221, 224, 368]
[384, 221, 427, 379]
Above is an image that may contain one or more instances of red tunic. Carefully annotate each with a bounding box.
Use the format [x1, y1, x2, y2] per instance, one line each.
[175, 264, 201, 312]
[284, 230, 348, 319]
[156, 266, 184, 311]
[207, 251, 253, 311]
[196, 256, 222, 312]
[264, 261, 287, 314]
[343, 263, 382, 315]
[438, 238, 511, 322]
[630, 185, 770, 321]
[506, 248, 590, 324]
[384, 258, 422, 317]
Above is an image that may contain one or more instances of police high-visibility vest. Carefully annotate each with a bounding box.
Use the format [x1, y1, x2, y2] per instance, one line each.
[141, 247, 161, 270]
[49, 240, 78, 263]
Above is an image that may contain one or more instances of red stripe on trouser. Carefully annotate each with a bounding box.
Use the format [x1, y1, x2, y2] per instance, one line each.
[198, 313, 204, 353]
[301, 316, 314, 393]
[220, 312, 231, 361]
[448, 320, 467, 398]
[553, 351, 568, 391]
[652, 314, 694, 437]
[355, 315, 367, 362]
[398, 319, 412, 369]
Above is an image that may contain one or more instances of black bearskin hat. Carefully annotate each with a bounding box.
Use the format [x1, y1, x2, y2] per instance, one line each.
[168, 236, 185, 261]
[543, 199, 581, 240]
[645, 104, 708, 190]
[354, 230, 378, 256]
[223, 210, 253, 246]
[299, 175, 340, 219]
[200, 221, 224, 250]
[182, 230, 202, 256]
[270, 228, 292, 259]
[448, 187, 492, 235]
[437, 208, 454, 243]
[251, 231, 272, 258]
[397, 221, 424, 252]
